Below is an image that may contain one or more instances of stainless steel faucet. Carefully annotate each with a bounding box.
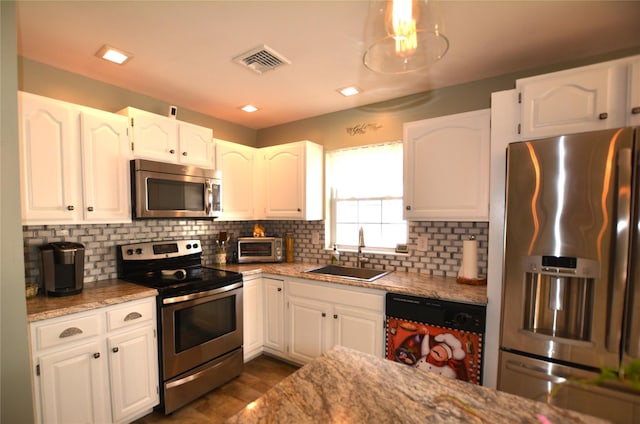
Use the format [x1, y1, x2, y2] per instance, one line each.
[357, 227, 369, 268]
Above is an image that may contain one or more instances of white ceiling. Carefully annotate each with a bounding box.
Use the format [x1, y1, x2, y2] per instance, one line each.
[15, 1, 640, 130]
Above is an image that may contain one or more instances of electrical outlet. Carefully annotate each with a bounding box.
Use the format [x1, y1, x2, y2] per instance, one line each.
[312, 232, 320, 245]
[417, 235, 430, 251]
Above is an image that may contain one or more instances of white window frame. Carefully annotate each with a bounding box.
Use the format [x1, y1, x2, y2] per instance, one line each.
[325, 141, 406, 253]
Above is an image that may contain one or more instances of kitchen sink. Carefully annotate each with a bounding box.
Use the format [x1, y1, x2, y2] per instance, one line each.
[304, 265, 390, 282]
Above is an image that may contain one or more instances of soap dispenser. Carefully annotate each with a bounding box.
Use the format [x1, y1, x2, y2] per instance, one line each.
[331, 244, 340, 265]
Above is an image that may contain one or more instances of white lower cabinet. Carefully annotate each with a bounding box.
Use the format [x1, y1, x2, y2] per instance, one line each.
[262, 277, 285, 354]
[284, 279, 384, 365]
[30, 297, 159, 424]
[242, 274, 264, 361]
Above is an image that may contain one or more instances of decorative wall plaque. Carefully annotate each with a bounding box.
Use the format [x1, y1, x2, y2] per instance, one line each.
[346, 123, 382, 136]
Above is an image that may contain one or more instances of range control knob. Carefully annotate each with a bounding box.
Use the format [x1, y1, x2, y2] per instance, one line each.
[135, 248, 143, 255]
[186, 244, 192, 249]
[126, 249, 134, 256]
[193, 243, 199, 249]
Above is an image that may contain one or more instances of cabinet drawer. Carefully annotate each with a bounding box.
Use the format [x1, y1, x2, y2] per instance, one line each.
[107, 298, 154, 331]
[35, 314, 101, 350]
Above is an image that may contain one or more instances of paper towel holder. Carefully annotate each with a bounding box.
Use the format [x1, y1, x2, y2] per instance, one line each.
[456, 235, 486, 286]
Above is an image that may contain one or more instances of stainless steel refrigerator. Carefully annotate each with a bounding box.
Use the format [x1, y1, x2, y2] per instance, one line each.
[498, 127, 640, 423]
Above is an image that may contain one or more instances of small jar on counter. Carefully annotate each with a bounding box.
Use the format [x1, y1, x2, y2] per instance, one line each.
[284, 232, 295, 263]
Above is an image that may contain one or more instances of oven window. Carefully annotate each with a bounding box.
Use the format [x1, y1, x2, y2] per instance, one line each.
[148, 179, 204, 211]
[174, 295, 236, 352]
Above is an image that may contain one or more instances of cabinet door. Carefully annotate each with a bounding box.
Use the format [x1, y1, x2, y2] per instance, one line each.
[80, 110, 131, 223]
[215, 140, 255, 220]
[38, 341, 110, 424]
[243, 276, 264, 360]
[629, 59, 640, 127]
[262, 143, 304, 219]
[333, 304, 384, 358]
[518, 63, 627, 139]
[263, 277, 285, 352]
[129, 109, 178, 162]
[19, 92, 81, 224]
[178, 121, 213, 168]
[287, 295, 332, 364]
[403, 109, 490, 221]
[107, 326, 158, 423]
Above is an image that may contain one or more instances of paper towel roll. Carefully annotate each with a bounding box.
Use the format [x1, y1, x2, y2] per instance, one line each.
[460, 239, 478, 279]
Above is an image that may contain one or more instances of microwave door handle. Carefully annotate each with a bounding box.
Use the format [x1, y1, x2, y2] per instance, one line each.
[608, 147, 632, 353]
[205, 181, 213, 216]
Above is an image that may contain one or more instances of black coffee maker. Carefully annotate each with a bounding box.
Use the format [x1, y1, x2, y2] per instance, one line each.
[39, 242, 85, 296]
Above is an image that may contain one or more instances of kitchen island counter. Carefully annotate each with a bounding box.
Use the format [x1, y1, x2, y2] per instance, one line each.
[227, 345, 607, 424]
[210, 262, 487, 305]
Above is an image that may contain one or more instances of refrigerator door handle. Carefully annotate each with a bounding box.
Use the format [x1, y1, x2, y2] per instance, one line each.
[607, 148, 633, 353]
[626, 146, 640, 358]
[505, 360, 567, 384]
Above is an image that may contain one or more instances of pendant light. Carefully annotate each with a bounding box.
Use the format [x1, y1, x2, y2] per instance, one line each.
[363, 0, 448, 75]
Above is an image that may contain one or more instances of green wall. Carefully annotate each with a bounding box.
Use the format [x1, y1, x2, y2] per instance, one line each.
[2, 1, 35, 422]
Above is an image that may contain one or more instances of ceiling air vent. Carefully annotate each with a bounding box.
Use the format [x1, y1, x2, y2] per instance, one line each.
[233, 45, 291, 75]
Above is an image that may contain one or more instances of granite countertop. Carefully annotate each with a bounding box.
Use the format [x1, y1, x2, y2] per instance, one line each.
[210, 262, 488, 305]
[227, 345, 607, 424]
[26, 279, 158, 322]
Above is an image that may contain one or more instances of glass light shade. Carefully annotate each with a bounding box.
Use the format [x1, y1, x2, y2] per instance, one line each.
[363, 29, 449, 74]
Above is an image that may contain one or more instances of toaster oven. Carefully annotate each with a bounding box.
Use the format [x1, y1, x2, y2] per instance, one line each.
[237, 237, 283, 263]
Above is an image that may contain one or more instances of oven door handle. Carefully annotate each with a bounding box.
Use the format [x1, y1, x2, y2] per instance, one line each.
[162, 281, 242, 305]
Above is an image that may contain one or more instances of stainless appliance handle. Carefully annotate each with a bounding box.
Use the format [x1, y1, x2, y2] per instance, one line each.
[505, 360, 567, 384]
[162, 281, 242, 305]
[626, 145, 640, 358]
[608, 148, 632, 353]
[205, 180, 213, 216]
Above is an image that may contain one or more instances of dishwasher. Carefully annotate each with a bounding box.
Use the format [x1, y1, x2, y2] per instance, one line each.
[385, 292, 486, 385]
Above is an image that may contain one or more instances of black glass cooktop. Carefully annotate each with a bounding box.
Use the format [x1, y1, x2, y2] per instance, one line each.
[123, 266, 242, 297]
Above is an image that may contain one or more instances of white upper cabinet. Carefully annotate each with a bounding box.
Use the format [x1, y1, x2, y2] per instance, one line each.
[403, 109, 491, 221]
[119, 107, 213, 168]
[517, 58, 631, 139]
[260, 140, 323, 220]
[19, 92, 131, 225]
[628, 58, 640, 127]
[80, 109, 131, 223]
[215, 139, 256, 221]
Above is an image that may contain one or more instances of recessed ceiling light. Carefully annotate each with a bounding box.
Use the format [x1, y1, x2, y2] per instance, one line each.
[241, 105, 259, 113]
[338, 86, 361, 97]
[96, 45, 131, 65]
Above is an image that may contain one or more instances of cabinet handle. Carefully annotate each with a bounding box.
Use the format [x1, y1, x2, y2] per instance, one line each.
[59, 327, 83, 338]
[112, 347, 119, 353]
[599, 112, 608, 120]
[405, 205, 411, 211]
[124, 312, 142, 321]
[67, 205, 75, 211]
[333, 314, 338, 319]
[632, 107, 640, 115]
[93, 352, 100, 359]
[87, 206, 94, 212]
[169, 149, 176, 154]
[182, 151, 188, 156]
[321, 312, 326, 317]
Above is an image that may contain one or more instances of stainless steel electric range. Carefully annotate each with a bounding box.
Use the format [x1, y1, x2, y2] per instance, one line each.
[117, 239, 243, 414]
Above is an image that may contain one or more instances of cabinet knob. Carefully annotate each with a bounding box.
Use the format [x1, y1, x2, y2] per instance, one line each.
[87, 206, 94, 212]
[333, 314, 338, 319]
[169, 149, 176, 154]
[599, 112, 608, 120]
[632, 107, 640, 115]
[297, 208, 301, 212]
[277, 287, 282, 292]
[112, 347, 119, 353]
[405, 205, 411, 211]
[93, 352, 100, 359]
[182, 151, 188, 156]
[67, 205, 75, 211]
[321, 312, 326, 317]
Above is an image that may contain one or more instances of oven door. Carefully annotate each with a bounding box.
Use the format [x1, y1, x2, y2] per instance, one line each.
[161, 283, 242, 380]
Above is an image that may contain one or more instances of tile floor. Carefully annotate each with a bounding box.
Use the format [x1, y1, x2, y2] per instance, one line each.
[134, 355, 299, 424]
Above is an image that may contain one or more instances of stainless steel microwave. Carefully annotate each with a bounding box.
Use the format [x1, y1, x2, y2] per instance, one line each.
[131, 159, 221, 219]
[237, 237, 283, 263]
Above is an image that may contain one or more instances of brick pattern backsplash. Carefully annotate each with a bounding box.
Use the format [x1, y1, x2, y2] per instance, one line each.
[23, 220, 488, 285]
